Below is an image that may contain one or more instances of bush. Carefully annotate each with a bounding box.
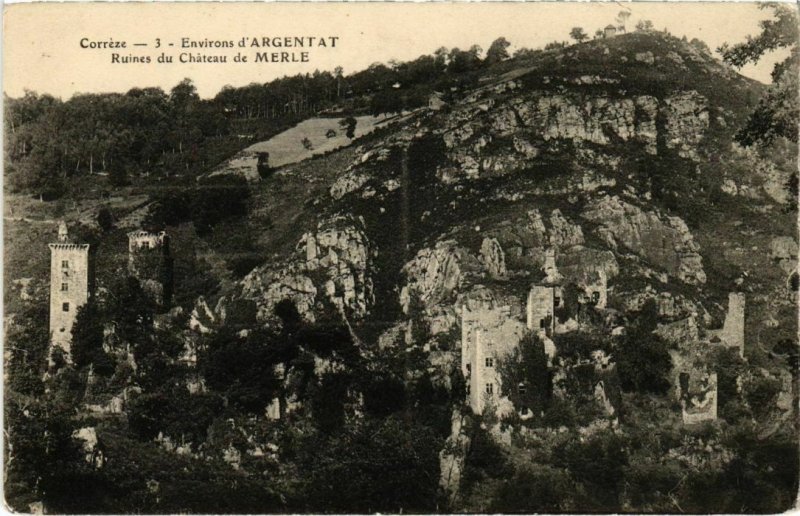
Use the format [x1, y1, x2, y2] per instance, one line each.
[615, 333, 672, 395]
[191, 176, 250, 236]
[489, 465, 574, 513]
[97, 207, 114, 231]
[339, 117, 357, 139]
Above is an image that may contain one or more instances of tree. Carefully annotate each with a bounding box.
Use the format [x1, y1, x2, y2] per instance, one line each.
[369, 90, 404, 116]
[615, 300, 672, 395]
[302, 416, 441, 512]
[97, 207, 114, 232]
[256, 152, 272, 179]
[447, 47, 482, 73]
[689, 37, 711, 54]
[485, 37, 511, 65]
[718, 4, 799, 146]
[616, 10, 632, 33]
[569, 27, 589, 43]
[339, 116, 357, 139]
[200, 327, 283, 414]
[70, 302, 113, 374]
[490, 466, 574, 513]
[498, 332, 552, 416]
[544, 41, 568, 51]
[615, 331, 672, 394]
[636, 19, 654, 31]
[555, 430, 628, 510]
[334, 66, 344, 98]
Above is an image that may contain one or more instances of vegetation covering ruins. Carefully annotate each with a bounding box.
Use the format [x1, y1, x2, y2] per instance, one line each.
[4, 9, 799, 513]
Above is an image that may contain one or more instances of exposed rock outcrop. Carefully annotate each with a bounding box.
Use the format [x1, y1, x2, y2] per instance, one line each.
[189, 296, 216, 334]
[239, 216, 374, 323]
[770, 237, 798, 275]
[330, 170, 370, 200]
[582, 195, 706, 284]
[549, 209, 584, 248]
[655, 317, 700, 344]
[479, 237, 507, 279]
[437, 85, 713, 182]
[663, 91, 709, 159]
[400, 240, 483, 314]
[439, 410, 470, 504]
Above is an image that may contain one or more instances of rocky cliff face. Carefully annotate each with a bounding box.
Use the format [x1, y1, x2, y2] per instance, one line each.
[582, 195, 706, 284]
[485, 208, 619, 281]
[238, 215, 374, 323]
[437, 87, 709, 182]
[400, 240, 483, 315]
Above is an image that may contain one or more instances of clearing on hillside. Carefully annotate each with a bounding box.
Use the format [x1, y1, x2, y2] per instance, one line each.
[210, 114, 403, 181]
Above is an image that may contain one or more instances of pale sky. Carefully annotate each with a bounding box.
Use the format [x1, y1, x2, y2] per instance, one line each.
[3, 2, 792, 100]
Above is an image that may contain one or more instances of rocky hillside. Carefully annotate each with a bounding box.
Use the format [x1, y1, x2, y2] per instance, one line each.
[219, 32, 794, 344]
[210, 33, 797, 509]
[5, 31, 798, 514]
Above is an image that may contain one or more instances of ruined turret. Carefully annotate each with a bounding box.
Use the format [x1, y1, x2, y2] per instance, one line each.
[127, 230, 172, 308]
[720, 292, 745, 357]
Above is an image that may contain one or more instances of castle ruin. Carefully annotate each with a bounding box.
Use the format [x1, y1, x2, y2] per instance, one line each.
[527, 286, 558, 336]
[461, 305, 527, 415]
[49, 222, 90, 362]
[127, 230, 172, 307]
[679, 370, 718, 424]
[579, 269, 607, 309]
[706, 292, 745, 358]
[720, 292, 745, 357]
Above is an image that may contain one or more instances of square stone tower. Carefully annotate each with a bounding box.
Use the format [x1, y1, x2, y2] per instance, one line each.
[527, 286, 555, 336]
[461, 305, 526, 415]
[49, 222, 90, 360]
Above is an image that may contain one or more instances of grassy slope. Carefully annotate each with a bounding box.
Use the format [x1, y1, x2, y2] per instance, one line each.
[209, 113, 407, 181]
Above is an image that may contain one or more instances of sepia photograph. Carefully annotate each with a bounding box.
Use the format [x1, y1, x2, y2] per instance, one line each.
[3, 1, 799, 513]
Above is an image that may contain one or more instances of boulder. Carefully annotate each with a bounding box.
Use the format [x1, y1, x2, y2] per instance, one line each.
[330, 170, 369, 200]
[480, 237, 507, 279]
[189, 296, 216, 334]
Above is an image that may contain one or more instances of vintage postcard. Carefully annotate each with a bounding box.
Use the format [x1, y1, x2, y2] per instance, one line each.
[3, 2, 798, 513]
